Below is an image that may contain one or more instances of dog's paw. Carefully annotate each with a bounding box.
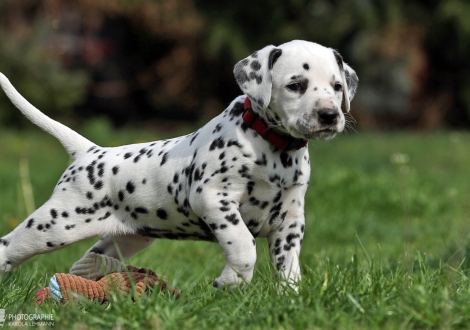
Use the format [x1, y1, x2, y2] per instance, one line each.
[213, 262, 255, 289]
[213, 273, 249, 289]
[70, 252, 125, 280]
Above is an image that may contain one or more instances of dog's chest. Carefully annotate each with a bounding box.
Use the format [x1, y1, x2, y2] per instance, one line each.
[236, 151, 310, 237]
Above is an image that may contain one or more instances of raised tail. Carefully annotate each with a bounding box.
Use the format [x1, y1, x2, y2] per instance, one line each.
[0, 73, 95, 160]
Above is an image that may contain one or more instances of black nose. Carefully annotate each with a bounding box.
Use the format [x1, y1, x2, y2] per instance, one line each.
[317, 108, 339, 125]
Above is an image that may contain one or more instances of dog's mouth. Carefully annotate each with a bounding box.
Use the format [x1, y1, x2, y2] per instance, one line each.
[290, 122, 340, 140]
[310, 129, 337, 140]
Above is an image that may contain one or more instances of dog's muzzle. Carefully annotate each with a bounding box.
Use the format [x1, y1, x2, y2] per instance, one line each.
[293, 107, 342, 140]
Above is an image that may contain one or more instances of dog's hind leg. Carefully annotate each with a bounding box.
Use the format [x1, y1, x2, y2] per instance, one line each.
[0, 199, 125, 277]
[69, 234, 155, 277]
[82, 234, 155, 260]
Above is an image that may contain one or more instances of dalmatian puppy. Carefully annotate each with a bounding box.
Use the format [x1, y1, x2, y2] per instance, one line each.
[0, 40, 358, 290]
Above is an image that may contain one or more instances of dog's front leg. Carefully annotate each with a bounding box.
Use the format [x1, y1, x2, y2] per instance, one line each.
[204, 210, 256, 288]
[214, 219, 257, 288]
[192, 187, 257, 288]
[267, 214, 305, 292]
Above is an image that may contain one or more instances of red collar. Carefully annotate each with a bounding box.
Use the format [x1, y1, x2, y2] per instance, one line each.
[242, 98, 308, 151]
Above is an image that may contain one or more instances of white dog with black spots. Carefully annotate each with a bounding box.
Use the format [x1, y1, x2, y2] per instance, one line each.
[0, 40, 358, 291]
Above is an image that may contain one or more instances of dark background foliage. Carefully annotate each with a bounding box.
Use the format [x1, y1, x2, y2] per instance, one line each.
[0, 0, 469, 130]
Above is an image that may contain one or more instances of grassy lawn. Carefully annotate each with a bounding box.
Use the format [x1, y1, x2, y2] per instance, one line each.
[0, 124, 469, 329]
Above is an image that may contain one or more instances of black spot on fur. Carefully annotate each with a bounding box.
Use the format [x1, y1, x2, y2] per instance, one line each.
[213, 124, 223, 134]
[238, 165, 251, 179]
[98, 211, 112, 221]
[280, 152, 293, 168]
[135, 207, 148, 214]
[160, 152, 169, 166]
[249, 197, 260, 206]
[209, 137, 225, 151]
[167, 184, 173, 194]
[97, 162, 105, 177]
[156, 208, 168, 220]
[190, 132, 199, 146]
[86, 165, 96, 185]
[50, 209, 58, 219]
[126, 181, 135, 194]
[228, 102, 244, 120]
[225, 213, 239, 225]
[276, 255, 286, 270]
[269, 202, 282, 224]
[250, 60, 261, 71]
[26, 218, 35, 229]
[62, 212, 69, 218]
[124, 152, 133, 159]
[227, 140, 243, 148]
[303, 63, 309, 70]
[194, 168, 204, 182]
[273, 190, 282, 203]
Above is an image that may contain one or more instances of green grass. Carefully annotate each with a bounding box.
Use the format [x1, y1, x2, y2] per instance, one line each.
[1, 125, 470, 329]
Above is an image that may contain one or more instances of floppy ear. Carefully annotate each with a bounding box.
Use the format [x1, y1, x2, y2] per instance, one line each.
[343, 62, 358, 103]
[332, 50, 359, 113]
[233, 45, 282, 109]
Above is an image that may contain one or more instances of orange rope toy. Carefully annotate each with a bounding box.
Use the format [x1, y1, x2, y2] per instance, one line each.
[35, 253, 179, 303]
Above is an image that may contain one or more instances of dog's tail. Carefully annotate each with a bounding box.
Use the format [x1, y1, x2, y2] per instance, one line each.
[0, 73, 95, 160]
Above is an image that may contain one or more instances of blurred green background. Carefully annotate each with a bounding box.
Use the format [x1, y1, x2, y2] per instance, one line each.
[1, 0, 470, 130]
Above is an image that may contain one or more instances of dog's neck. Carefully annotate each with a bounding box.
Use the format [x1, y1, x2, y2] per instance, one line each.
[242, 97, 308, 151]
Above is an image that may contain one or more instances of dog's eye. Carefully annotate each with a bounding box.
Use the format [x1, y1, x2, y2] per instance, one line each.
[334, 83, 343, 92]
[287, 83, 302, 92]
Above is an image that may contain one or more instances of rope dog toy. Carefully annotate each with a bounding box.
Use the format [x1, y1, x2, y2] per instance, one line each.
[35, 253, 179, 303]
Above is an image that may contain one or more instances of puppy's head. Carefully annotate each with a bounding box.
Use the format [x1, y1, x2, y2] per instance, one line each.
[234, 40, 358, 141]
